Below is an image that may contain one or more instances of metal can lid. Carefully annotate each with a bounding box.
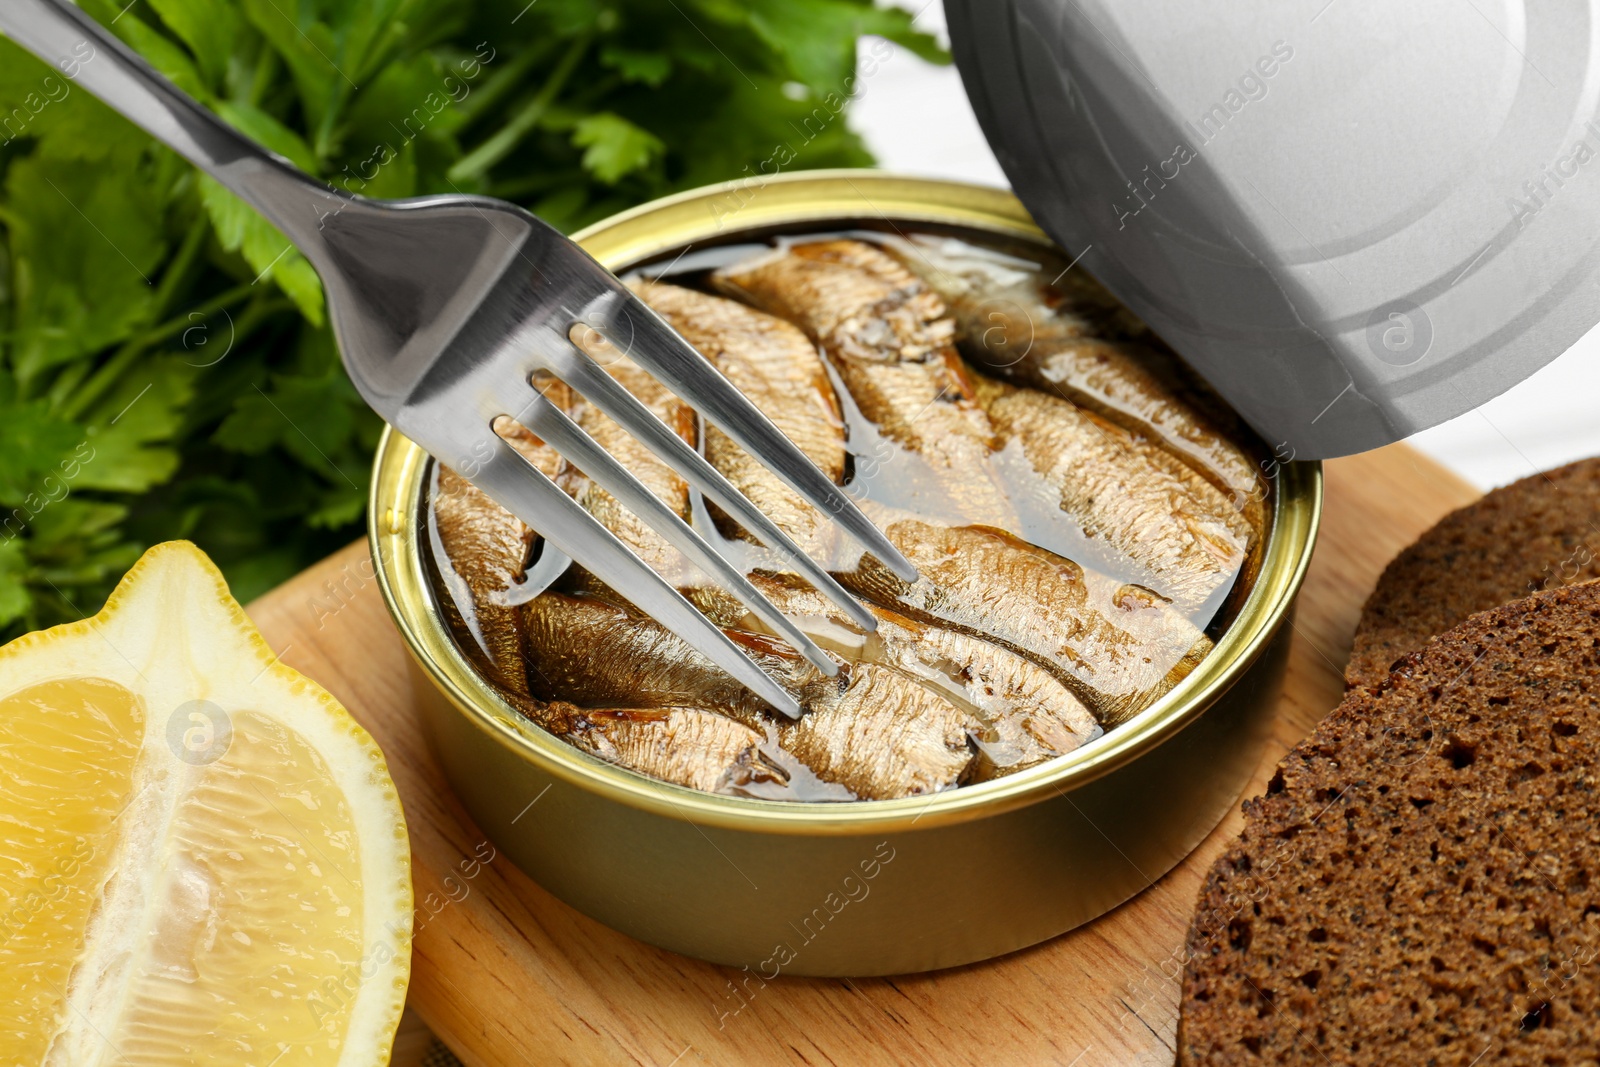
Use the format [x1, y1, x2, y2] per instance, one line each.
[949, 0, 1600, 459]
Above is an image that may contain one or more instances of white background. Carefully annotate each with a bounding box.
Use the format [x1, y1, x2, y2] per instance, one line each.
[852, 1, 1600, 491]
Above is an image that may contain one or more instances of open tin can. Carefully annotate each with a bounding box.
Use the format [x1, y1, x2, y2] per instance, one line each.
[368, 171, 1321, 977]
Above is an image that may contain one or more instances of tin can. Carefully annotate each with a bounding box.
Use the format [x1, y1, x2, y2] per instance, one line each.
[368, 171, 1321, 977]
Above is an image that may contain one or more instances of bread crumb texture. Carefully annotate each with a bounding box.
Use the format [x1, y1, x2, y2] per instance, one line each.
[1348, 458, 1600, 690]
[1181, 580, 1600, 1066]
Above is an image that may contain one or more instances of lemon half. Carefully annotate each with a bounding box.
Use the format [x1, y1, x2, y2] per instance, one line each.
[0, 541, 411, 1065]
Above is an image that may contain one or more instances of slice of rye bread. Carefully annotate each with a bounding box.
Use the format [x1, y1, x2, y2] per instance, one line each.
[1347, 457, 1600, 690]
[1178, 580, 1600, 1066]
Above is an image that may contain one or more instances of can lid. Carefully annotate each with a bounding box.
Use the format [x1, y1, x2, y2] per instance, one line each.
[948, 0, 1600, 459]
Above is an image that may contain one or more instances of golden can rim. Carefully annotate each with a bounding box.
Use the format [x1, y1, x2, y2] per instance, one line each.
[368, 170, 1323, 836]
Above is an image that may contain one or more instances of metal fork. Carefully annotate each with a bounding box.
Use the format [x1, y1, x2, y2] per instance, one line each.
[2, 0, 918, 718]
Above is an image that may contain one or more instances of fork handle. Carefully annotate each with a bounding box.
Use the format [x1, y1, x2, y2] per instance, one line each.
[0, 0, 344, 265]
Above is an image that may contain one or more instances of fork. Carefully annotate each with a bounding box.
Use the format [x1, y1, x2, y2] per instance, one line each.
[2, 0, 919, 718]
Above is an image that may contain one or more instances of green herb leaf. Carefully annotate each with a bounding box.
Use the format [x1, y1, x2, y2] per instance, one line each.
[0, 541, 29, 628]
[199, 176, 325, 324]
[239, 0, 346, 135]
[0, 397, 83, 507]
[31, 499, 129, 544]
[75, 358, 199, 494]
[0, 41, 149, 165]
[600, 45, 671, 87]
[339, 51, 458, 195]
[216, 102, 318, 172]
[98, 10, 214, 102]
[145, 0, 246, 92]
[742, 0, 946, 91]
[571, 111, 664, 184]
[4, 156, 166, 383]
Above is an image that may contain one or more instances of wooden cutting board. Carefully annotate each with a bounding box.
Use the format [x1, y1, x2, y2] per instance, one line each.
[245, 443, 1478, 1067]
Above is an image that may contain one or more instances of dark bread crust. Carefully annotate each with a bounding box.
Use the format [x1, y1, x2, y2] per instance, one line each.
[1180, 580, 1600, 1065]
[1347, 458, 1600, 690]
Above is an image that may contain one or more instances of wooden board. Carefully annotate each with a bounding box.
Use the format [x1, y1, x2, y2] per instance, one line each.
[246, 443, 1479, 1067]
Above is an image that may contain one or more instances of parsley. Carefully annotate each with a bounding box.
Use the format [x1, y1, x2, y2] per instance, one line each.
[0, 0, 943, 636]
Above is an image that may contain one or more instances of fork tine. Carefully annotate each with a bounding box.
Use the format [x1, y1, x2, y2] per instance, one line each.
[537, 337, 881, 633]
[510, 388, 842, 679]
[588, 293, 922, 584]
[466, 434, 806, 719]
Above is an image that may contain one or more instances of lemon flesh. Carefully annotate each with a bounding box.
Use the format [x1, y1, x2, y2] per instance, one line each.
[0, 542, 411, 1066]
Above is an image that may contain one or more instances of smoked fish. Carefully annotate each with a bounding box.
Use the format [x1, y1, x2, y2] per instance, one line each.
[713, 239, 1015, 529]
[891, 235, 1265, 535]
[633, 279, 846, 561]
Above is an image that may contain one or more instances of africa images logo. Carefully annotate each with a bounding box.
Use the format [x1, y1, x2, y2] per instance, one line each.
[166, 699, 233, 765]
